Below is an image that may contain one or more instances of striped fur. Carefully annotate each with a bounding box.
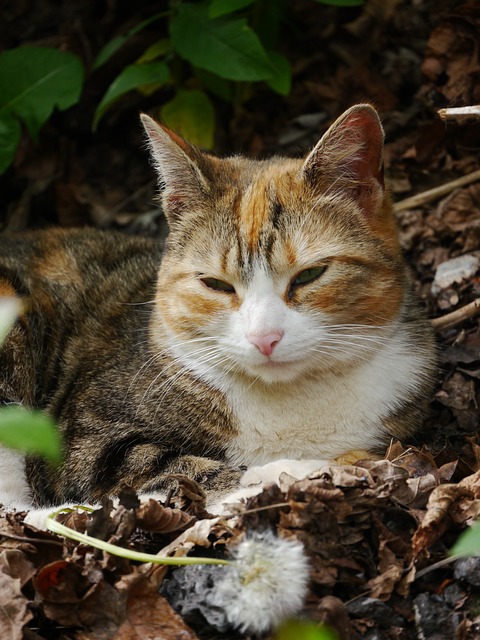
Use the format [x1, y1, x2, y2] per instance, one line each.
[0, 105, 436, 512]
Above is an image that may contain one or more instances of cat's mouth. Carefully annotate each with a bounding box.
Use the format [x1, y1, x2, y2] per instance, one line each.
[246, 357, 306, 382]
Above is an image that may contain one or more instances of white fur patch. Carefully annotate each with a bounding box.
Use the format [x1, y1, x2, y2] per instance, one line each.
[0, 446, 33, 510]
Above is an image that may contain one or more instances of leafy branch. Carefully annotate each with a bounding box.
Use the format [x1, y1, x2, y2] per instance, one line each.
[0, 0, 364, 172]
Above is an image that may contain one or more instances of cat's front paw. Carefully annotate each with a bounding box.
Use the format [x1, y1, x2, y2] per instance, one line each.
[23, 503, 95, 532]
[240, 458, 329, 487]
[23, 507, 58, 531]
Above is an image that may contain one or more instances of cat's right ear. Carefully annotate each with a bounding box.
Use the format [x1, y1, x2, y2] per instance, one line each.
[301, 104, 385, 218]
[140, 114, 210, 223]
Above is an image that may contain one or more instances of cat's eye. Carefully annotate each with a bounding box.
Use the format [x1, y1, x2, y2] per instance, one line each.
[201, 277, 235, 293]
[291, 266, 327, 288]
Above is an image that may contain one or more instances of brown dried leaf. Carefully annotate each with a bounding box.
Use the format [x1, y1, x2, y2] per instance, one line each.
[156, 518, 218, 559]
[314, 465, 376, 489]
[167, 474, 209, 519]
[136, 499, 195, 534]
[313, 595, 355, 640]
[1, 548, 36, 586]
[412, 469, 480, 556]
[41, 562, 123, 631]
[366, 562, 403, 601]
[110, 574, 199, 640]
[0, 549, 35, 640]
[0, 571, 32, 640]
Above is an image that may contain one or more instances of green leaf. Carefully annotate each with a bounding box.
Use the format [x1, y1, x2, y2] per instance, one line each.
[276, 619, 339, 640]
[0, 298, 20, 345]
[208, 0, 255, 18]
[195, 68, 234, 102]
[0, 406, 62, 465]
[451, 521, 480, 557]
[0, 114, 21, 175]
[171, 3, 275, 81]
[93, 13, 167, 70]
[314, 0, 364, 6]
[94, 60, 169, 128]
[161, 89, 215, 149]
[136, 39, 170, 64]
[0, 46, 83, 139]
[265, 51, 291, 96]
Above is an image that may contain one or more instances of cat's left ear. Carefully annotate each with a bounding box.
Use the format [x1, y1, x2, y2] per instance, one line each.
[302, 104, 385, 216]
[140, 114, 210, 223]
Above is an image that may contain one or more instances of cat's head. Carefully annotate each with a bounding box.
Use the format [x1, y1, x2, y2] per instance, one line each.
[142, 105, 406, 385]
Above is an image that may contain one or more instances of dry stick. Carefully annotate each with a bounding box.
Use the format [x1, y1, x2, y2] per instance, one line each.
[431, 299, 480, 332]
[438, 106, 480, 121]
[393, 168, 480, 213]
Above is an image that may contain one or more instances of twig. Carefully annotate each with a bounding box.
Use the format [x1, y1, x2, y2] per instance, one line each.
[0, 529, 64, 546]
[393, 169, 480, 213]
[438, 106, 480, 121]
[414, 553, 465, 580]
[431, 299, 480, 332]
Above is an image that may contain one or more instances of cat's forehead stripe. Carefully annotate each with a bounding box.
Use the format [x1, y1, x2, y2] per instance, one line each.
[238, 176, 283, 260]
[238, 180, 271, 252]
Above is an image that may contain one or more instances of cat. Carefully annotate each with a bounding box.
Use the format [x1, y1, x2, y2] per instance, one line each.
[0, 104, 436, 521]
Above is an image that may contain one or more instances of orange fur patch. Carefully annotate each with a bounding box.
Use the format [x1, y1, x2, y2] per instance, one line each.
[239, 180, 270, 252]
[35, 246, 83, 287]
[0, 278, 17, 298]
[334, 449, 379, 465]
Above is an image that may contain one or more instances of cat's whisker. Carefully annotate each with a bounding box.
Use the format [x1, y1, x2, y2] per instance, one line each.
[322, 338, 389, 352]
[122, 299, 157, 306]
[128, 337, 224, 399]
[139, 345, 235, 411]
[309, 346, 374, 366]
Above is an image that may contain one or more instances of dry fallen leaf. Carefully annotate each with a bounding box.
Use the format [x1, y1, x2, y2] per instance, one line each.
[110, 574, 200, 640]
[135, 499, 196, 534]
[0, 550, 36, 640]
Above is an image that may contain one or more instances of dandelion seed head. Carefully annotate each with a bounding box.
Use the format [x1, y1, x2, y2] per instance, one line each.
[211, 530, 310, 634]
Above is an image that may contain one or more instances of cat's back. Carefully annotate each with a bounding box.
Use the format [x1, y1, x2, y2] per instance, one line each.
[0, 228, 162, 409]
[0, 227, 161, 301]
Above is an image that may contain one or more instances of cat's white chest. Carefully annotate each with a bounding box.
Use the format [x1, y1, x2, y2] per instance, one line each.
[223, 337, 423, 467]
[223, 371, 372, 466]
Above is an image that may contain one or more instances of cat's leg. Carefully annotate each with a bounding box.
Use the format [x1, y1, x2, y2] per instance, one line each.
[239, 458, 330, 487]
[214, 452, 378, 514]
[239, 449, 377, 489]
[209, 458, 330, 514]
[0, 446, 34, 510]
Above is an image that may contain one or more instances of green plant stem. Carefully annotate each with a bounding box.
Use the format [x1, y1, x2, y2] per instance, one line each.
[46, 508, 231, 567]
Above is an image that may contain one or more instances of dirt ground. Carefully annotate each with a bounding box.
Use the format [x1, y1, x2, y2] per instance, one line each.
[0, 1, 480, 638]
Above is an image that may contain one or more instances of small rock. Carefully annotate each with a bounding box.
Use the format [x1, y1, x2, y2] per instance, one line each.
[442, 582, 467, 607]
[431, 254, 479, 295]
[413, 592, 455, 639]
[346, 597, 404, 628]
[453, 556, 480, 587]
[161, 565, 230, 632]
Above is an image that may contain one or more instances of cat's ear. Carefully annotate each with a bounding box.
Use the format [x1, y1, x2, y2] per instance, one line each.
[140, 113, 210, 223]
[302, 104, 385, 216]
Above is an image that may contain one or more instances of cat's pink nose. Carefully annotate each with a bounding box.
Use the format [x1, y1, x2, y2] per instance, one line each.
[247, 331, 284, 356]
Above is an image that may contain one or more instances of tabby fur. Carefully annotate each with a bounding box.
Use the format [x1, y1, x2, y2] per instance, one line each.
[0, 105, 436, 512]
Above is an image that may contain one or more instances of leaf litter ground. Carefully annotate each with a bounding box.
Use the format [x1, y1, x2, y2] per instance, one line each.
[1, 1, 480, 638]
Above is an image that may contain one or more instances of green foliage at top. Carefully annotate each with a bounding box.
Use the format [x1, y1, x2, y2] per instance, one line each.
[0, 46, 83, 173]
[315, 0, 363, 5]
[92, 0, 293, 143]
[209, 0, 256, 18]
[171, 3, 276, 81]
[0, 0, 365, 171]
